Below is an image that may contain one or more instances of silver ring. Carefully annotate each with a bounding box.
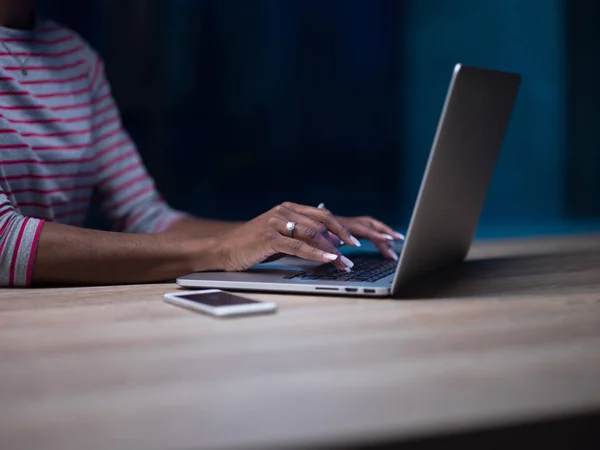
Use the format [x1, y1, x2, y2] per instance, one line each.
[285, 221, 296, 236]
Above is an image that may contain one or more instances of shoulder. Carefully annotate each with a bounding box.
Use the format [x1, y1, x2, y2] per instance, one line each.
[37, 17, 103, 65]
[37, 18, 106, 89]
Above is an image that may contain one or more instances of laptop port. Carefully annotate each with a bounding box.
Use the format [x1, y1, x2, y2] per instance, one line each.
[345, 288, 358, 292]
[364, 289, 375, 293]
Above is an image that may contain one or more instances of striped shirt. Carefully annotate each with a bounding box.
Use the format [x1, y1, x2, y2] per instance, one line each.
[0, 18, 186, 287]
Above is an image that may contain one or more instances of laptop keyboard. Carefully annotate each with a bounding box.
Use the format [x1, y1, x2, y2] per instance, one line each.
[284, 254, 398, 283]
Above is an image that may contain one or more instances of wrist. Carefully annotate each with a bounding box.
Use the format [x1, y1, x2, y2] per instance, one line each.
[184, 234, 228, 273]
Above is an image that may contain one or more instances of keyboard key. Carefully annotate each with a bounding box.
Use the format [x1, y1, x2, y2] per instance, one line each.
[284, 254, 398, 282]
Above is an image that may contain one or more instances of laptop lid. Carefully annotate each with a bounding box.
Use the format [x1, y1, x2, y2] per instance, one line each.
[392, 64, 521, 294]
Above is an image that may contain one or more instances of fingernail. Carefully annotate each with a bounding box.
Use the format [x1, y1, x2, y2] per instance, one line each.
[339, 240, 345, 246]
[323, 253, 339, 261]
[340, 255, 354, 268]
[317, 203, 326, 209]
[343, 266, 352, 273]
[387, 248, 399, 261]
[349, 235, 361, 247]
[394, 231, 405, 240]
[380, 233, 395, 241]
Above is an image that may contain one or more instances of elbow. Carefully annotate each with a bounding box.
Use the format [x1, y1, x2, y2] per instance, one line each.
[0, 212, 44, 287]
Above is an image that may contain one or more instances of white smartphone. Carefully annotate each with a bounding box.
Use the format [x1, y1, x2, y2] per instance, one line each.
[163, 289, 277, 318]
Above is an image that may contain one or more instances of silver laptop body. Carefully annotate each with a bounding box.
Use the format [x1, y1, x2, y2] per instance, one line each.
[177, 64, 521, 297]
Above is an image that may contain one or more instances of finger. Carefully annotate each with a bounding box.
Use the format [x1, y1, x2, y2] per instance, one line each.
[288, 222, 350, 270]
[348, 221, 393, 244]
[318, 204, 402, 242]
[272, 235, 346, 266]
[326, 231, 344, 247]
[279, 207, 340, 248]
[356, 218, 403, 242]
[347, 221, 399, 260]
[269, 216, 353, 271]
[282, 202, 359, 247]
[374, 240, 399, 261]
[360, 217, 404, 241]
[318, 207, 345, 246]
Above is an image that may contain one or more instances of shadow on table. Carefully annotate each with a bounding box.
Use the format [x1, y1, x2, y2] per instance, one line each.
[342, 410, 600, 450]
[397, 249, 600, 299]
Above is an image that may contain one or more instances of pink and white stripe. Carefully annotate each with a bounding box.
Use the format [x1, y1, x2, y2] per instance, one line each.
[0, 18, 186, 286]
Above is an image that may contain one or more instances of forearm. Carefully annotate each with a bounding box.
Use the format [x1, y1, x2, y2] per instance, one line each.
[32, 222, 223, 286]
[165, 216, 243, 236]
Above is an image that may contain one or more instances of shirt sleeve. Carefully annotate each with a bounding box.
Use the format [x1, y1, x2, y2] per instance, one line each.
[89, 56, 188, 233]
[0, 188, 44, 287]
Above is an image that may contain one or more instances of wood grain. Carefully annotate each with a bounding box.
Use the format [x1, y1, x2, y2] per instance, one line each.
[1, 235, 600, 450]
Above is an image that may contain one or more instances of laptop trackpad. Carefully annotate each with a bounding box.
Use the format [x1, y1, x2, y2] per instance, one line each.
[249, 256, 321, 272]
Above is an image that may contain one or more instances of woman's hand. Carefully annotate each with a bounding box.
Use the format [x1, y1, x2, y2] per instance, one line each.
[336, 215, 404, 261]
[214, 202, 361, 272]
[315, 203, 403, 261]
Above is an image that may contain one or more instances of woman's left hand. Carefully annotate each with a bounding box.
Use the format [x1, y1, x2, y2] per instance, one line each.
[316, 203, 403, 261]
[335, 215, 404, 261]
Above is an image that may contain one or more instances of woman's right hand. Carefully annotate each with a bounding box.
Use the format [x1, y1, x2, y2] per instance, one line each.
[214, 202, 360, 272]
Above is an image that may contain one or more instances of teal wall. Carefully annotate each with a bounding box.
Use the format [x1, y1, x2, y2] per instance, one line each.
[401, 0, 565, 228]
[43, 0, 600, 237]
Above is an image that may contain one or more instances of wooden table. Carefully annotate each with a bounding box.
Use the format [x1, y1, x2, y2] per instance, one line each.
[2, 235, 600, 450]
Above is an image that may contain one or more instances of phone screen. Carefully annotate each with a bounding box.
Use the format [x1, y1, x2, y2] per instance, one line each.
[179, 292, 261, 307]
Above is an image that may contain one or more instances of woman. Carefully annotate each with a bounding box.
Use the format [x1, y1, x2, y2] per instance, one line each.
[0, 0, 402, 286]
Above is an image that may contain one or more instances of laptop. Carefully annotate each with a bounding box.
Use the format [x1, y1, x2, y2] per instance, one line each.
[177, 64, 521, 297]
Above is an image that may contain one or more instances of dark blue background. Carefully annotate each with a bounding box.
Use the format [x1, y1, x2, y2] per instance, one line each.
[41, 0, 600, 237]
